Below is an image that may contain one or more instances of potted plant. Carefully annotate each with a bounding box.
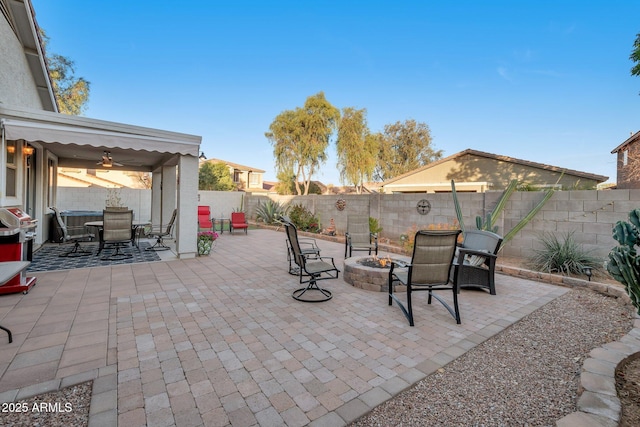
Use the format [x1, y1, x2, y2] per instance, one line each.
[197, 230, 218, 256]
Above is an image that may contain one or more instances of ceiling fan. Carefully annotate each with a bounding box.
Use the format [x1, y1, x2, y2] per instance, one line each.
[97, 151, 123, 168]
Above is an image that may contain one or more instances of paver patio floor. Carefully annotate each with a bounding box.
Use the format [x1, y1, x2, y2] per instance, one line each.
[0, 229, 567, 426]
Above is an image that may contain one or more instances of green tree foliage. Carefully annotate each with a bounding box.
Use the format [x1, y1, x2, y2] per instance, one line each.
[198, 162, 235, 191]
[41, 30, 90, 115]
[631, 32, 640, 78]
[336, 107, 378, 193]
[374, 119, 442, 181]
[266, 92, 340, 195]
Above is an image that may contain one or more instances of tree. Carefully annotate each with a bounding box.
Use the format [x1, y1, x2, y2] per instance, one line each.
[336, 107, 378, 193]
[266, 92, 340, 195]
[373, 119, 442, 181]
[631, 32, 640, 78]
[198, 162, 235, 191]
[40, 30, 90, 115]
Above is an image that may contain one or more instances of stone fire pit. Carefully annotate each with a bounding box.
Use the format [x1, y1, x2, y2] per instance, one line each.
[343, 255, 410, 292]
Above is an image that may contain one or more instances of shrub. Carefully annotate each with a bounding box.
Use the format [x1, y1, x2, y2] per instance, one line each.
[401, 221, 460, 254]
[288, 204, 321, 233]
[369, 217, 383, 234]
[528, 231, 601, 275]
[255, 199, 289, 224]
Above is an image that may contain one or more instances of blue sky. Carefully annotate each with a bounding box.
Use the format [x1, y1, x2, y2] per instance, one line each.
[32, 0, 640, 185]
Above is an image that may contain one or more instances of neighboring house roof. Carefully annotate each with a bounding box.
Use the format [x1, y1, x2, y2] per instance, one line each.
[203, 158, 265, 173]
[262, 181, 277, 191]
[382, 148, 608, 185]
[611, 131, 640, 153]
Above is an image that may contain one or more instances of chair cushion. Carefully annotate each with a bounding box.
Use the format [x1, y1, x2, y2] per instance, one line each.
[305, 260, 336, 275]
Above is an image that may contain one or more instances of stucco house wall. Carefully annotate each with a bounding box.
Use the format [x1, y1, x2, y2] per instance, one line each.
[0, 7, 43, 109]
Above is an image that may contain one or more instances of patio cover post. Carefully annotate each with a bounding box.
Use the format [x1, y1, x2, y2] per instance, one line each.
[176, 154, 198, 258]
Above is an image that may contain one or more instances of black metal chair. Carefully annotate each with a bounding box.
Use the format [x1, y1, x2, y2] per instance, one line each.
[345, 215, 378, 258]
[451, 230, 503, 295]
[144, 209, 177, 251]
[280, 215, 321, 274]
[389, 229, 462, 325]
[101, 209, 133, 261]
[283, 218, 339, 302]
[50, 207, 94, 257]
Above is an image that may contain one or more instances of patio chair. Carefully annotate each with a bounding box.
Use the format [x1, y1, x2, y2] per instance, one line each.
[279, 215, 321, 274]
[283, 218, 339, 302]
[198, 206, 213, 231]
[230, 212, 249, 234]
[101, 209, 133, 261]
[389, 229, 462, 325]
[144, 209, 177, 251]
[451, 229, 503, 295]
[50, 206, 94, 257]
[345, 215, 378, 258]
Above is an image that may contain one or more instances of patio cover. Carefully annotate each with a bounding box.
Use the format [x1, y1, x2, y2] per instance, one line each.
[1, 118, 199, 157]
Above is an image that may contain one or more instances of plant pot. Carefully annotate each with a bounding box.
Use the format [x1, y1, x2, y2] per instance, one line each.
[198, 239, 214, 256]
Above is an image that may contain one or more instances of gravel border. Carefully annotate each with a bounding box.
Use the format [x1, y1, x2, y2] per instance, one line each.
[350, 289, 635, 427]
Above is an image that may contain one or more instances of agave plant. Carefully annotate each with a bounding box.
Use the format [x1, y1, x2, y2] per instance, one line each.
[529, 231, 600, 275]
[255, 199, 289, 224]
[451, 179, 554, 248]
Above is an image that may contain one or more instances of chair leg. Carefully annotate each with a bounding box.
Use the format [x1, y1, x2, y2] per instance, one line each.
[0, 325, 12, 343]
[292, 276, 332, 303]
[60, 241, 91, 257]
[406, 286, 414, 327]
[452, 288, 461, 324]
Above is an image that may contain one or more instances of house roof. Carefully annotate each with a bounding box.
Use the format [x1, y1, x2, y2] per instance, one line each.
[203, 158, 265, 173]
[611, 131, 640, 154]
[381, 148, 609, 185]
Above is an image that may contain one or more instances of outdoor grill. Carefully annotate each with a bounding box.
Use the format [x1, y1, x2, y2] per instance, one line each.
[0, 207, 37, 294]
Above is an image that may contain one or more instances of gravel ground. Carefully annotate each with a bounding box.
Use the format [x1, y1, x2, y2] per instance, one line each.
[351, 288, 636, 427]
[0, 381, 91, 427]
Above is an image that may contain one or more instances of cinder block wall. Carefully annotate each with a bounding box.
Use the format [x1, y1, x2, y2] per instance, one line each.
[57, 188, 639, 260]
[246, 190, 640, 260]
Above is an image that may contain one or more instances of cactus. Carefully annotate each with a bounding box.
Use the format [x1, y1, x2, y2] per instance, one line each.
[450, 180, 466, 235]
[607, 208, 640, 315]
[452, 179, 554, 249]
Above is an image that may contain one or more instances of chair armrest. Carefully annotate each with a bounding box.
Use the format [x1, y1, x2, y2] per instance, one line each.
[457, 248, 497, 259]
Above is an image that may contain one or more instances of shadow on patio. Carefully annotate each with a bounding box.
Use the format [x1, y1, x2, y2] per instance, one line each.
[0, 229, 566, 426]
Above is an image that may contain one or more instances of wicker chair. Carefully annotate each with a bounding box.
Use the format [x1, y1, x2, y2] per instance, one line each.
[451, 230, 503, 295]
[389, 229, 462, 325]
[283, 218, 339, 302]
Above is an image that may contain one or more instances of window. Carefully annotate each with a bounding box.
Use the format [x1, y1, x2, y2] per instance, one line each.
[623, 149, 629, 166]
[249, 172, 259, 187]
[5, 140, 17, 197]
[47, 157, 56, 208]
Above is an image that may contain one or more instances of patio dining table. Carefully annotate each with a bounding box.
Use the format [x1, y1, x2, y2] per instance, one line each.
[85, 220, 151, 252]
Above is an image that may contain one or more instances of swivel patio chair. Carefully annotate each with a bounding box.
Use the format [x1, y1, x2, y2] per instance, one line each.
[280, 215, 321, 274]
[50, 206, 94, 257]
[345, 215, 378, 258]
[101, 209, 134, 261]
[283, 218, 339, 302]
[451, 229, 503, 295]
[389, 229, 462, 325]
[144, 209, 177, 251]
